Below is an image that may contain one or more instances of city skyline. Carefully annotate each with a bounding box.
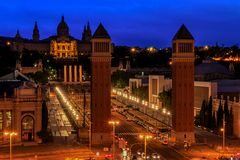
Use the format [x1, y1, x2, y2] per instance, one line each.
[0, 0, 239, 47]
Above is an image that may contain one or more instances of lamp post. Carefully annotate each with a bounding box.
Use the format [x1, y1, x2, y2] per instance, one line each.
[139, 134, 152, 160]
[109, 120, 119, 160]
[89, 121, 92, 151]
[221, 113, 225, 152]
[4, 132, 17, 160]
[129, 143, 142, 159]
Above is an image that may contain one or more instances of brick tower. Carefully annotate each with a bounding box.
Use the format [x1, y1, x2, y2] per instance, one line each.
[171, 24, 195, 143]
[91, 23, 112, 146]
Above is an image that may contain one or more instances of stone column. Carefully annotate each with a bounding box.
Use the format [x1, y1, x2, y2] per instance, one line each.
[64, 65, 67, 82]
[3, 110, 6, 129]
[15, 109, 21, 142]
[35, 102, 42, 143]
[69, 65, 72, 82]
[79, 65, 82, 83]
[74, 65, 77, 82]
[2, 110, 6, 142]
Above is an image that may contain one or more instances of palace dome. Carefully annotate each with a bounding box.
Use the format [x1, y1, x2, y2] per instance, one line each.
[57, 16, 69, 37]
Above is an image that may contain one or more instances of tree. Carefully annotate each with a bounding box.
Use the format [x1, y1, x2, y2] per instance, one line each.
[211, 112, 217, 131]
[207, 96, 213, 129]
[37, 100, 51, 143]
[21, 49, 42, 67]
[27, 71, 49, 85]
[42, 100, 48, 130]
[227, 107, 234, 136]
[217, 100, 223, 131]
[158, 89, 171, 110]
[199, 100, 207, 127]
[0, 45, 19, 76]
[111, 70, 133, 88]
[132, 86, 148, 100]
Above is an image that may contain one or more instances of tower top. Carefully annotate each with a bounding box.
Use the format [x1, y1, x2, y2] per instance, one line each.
[92, 23, 110, 39]
[87, 21, 90, 30]
[15, 29, 21, 38]
[57, 15, 69, 37]
[34, 21, 38, 29]
[173, 24, 194, 40]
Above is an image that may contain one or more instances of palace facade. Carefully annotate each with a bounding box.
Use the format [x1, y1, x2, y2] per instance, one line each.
[0, 70, 42, 144]
[0, 16, 92, 58]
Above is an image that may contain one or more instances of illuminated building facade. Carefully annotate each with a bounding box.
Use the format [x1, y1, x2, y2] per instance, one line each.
[0, 71, 42, 144]
[0, 16, 92, 57]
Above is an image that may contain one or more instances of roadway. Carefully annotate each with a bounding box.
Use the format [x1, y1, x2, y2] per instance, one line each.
[47, 94, 72, 138]
[113, 111, 189, 160]
[55, 85, 190, 159]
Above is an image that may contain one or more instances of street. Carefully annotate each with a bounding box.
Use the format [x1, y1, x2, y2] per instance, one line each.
[112, 111, 189, 160]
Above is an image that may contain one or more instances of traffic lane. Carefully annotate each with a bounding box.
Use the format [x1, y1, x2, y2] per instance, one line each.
[112, 111, 189, 160]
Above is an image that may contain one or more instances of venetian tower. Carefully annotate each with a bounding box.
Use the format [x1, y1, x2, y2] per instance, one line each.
[171, 24, 195, 143]
[91, 23, 112, 146]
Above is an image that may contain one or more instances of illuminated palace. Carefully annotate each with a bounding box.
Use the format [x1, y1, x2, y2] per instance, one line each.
[0, 16, 92, 58]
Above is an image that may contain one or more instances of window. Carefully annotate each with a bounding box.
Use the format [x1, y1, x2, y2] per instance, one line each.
[94, 42, 109, 52]
[6, 111, 11, 130]
[21, 115, 34, 141]
[178, 43, 193, 53]
[152, 79, 157, 95]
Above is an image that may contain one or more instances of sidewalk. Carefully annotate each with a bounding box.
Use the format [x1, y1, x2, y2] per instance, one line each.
[0, 143, 97, 160]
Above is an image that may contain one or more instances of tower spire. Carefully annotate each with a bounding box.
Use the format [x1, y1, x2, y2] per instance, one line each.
[82, 22, 92, 42]
[32, 21, 40, 41]
[15, 29, 21, 38]
[87, 21, 90, 30]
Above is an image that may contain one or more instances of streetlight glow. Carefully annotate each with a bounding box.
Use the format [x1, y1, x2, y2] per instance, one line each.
[109, 120, 119, 160]
[4, 132, 17, 160]
[139, 134, 152, 160]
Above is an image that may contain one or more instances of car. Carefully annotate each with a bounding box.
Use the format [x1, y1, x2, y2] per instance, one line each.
[137, 150, 143, 156]
[162, 139, 168, 145]
[142, 153, 150, 159]
[127, 117, 135, 121]
[152, 153, 161, 159]
[104, 154, 112, 158]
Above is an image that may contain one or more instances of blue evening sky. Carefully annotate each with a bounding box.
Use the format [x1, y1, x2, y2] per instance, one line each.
[0, 0, 239, 47]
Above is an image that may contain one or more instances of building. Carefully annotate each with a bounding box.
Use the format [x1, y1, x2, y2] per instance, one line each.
[195, 60, 233, 81]
[0, 16, 92, 57]
[129, 76, 148, 93]
[215, 79, 240, 101]
[0, 70, 42, 144]
[171, 24, 195, 143]
[212, 98, 240, 138]
[148, 75, 172, 106]
[16, 59, 43, 74]
[91, 23, 112, 146]
[148, 75, 217, 115]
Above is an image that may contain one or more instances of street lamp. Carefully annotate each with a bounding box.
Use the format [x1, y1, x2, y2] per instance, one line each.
[129, 143, 142, 159]
[109, 120, 119, 160]
[4, 132, 17, 160]
[139, 134, 152, 160]
[221, 113, 226, 152]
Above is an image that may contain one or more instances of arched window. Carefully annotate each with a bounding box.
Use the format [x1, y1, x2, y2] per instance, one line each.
[21, 115, 34, 141]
